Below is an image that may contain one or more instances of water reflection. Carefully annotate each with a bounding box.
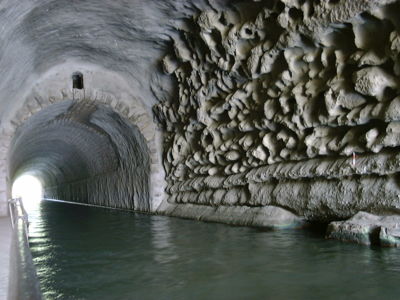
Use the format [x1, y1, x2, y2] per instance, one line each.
[28, 201, 400, 300]
[151, 216, 178, 264]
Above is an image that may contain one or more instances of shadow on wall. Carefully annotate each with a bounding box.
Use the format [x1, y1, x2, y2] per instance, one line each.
[8, 100, 151, 211]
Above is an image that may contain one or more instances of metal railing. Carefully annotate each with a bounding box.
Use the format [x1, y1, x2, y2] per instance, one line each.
[8, 197, 42, 300]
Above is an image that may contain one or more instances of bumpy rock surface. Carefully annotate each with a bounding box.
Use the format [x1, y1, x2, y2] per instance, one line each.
[327, 212, 400, 247]
[154, 0, 400, 224]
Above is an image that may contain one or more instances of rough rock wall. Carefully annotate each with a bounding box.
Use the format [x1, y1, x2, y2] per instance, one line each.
[155, 0, 400, 221]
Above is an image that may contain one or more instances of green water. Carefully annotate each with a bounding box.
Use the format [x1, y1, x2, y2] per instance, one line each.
[27, 200, 400, 300]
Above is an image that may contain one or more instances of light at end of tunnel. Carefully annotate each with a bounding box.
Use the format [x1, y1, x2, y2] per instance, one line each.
[12, 175, 43, 210]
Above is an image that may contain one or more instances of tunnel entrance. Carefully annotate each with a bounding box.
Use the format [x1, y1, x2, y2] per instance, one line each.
[12, 174, 43, 212]
[8, 100, 151, 211]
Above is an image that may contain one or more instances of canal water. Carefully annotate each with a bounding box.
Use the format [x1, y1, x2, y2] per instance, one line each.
[27, 200, 400, 300]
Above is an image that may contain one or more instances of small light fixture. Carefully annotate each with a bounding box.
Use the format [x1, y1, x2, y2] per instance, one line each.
[72, 72, 84, 90]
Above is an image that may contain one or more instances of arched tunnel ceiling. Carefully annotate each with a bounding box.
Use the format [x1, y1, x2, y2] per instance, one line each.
[10, 101, 117, 182]
[0, 0, 235, 124]
[9, 100, 151, 210]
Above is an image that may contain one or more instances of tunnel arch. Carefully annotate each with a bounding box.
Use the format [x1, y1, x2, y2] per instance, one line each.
[8, 99, 152, 211]
[0, 65, 166, 214]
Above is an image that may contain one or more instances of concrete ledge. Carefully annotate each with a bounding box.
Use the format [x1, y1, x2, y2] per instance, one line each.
[0, 217, 12, 300]
[0, 202, 7, 217]
[157, 202, 305, 229]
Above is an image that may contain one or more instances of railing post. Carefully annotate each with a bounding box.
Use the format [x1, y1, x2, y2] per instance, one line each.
[8, 198, 15, 229]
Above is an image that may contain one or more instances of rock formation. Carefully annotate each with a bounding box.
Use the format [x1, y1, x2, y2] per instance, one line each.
[327, 212, 400, 247]
[154, 0, 400, 243]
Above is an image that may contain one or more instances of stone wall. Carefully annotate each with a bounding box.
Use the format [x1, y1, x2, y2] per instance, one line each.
[155, 0, 400, 221]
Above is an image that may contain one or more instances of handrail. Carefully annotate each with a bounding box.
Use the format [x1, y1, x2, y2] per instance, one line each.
[7, 197, 42, 300]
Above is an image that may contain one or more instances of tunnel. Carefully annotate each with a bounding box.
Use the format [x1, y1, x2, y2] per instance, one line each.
[8, 99, 151, 211]
[3, 0, 400, 299]
[0, 0, 399, 237]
